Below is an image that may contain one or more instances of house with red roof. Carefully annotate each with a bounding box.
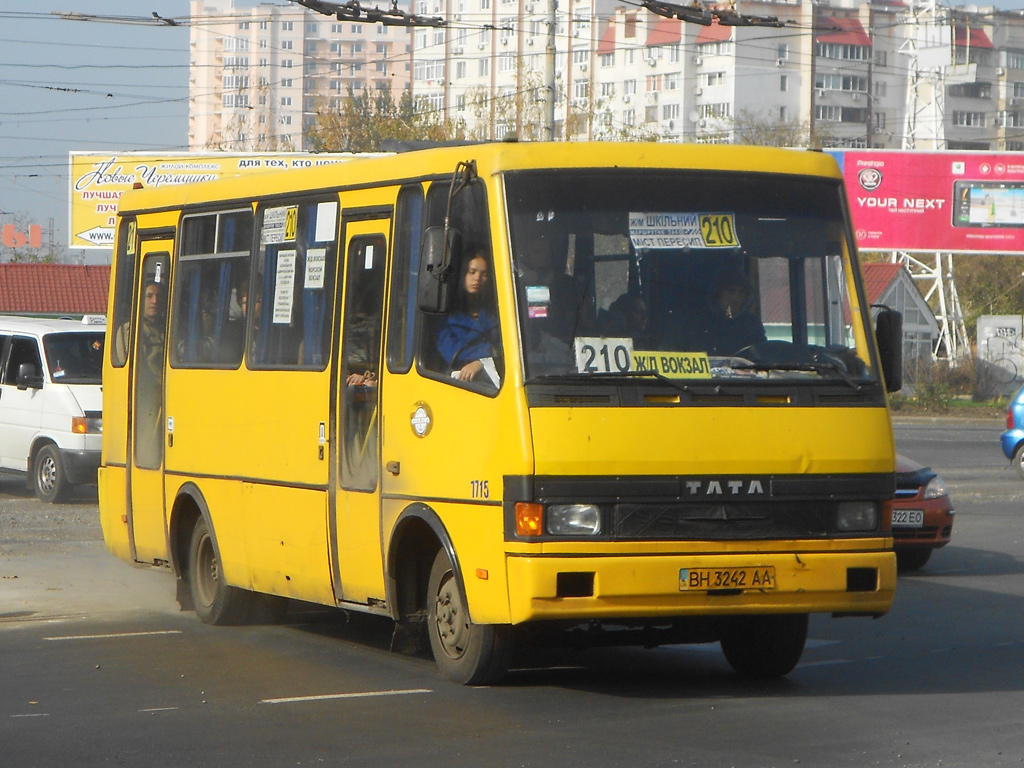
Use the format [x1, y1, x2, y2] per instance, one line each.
[0, 264, 110, 318]
[861, 262, 939, 366]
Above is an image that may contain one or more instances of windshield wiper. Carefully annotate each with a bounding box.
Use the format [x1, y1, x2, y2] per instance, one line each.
[530, 369, 698, 393]
[731, 360, 863, 392]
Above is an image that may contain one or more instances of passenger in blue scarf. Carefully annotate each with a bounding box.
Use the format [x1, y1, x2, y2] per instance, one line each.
[437, 252, 500, 383]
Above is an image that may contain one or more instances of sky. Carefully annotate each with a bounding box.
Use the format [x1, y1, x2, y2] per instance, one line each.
[0, 2, 192, 260]
[3, 0, 1024, 261]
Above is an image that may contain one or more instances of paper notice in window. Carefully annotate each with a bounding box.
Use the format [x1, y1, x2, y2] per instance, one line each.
[305, 247, 326, 289]
[273, 250, 296, 324]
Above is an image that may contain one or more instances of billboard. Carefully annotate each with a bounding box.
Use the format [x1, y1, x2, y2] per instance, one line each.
[68, 152, 369, 249]
[829, 150, 1024, 255]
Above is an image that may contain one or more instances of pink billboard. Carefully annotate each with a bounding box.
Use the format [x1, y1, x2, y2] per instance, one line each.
[829, 150, 1024, 255]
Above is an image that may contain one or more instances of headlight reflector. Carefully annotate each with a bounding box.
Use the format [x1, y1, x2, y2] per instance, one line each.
[547, 504, 602, 536]
[923, 475, 948, 500]
[836, 501, 878, 532]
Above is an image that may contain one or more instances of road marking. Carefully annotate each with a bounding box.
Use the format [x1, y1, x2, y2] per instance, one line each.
[260, 688, 432, 705]
[139, 707, 179, 713]
[10, 713, 50, 718]
[43, 630, 183, 642]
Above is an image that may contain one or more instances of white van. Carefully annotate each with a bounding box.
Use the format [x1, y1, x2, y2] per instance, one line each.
[0, 316, 105, 502]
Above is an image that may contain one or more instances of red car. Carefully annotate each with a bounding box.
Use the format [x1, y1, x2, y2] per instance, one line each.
[892, 454, 955, 572]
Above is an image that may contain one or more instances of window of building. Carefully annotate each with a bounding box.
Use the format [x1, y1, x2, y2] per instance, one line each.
[952, 111, 986, 127]
[780, 74, 788, 92]
[816, 42, 868, 61]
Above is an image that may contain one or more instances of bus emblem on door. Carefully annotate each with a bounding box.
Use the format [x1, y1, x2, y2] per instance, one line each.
[411, 402, 432, 437]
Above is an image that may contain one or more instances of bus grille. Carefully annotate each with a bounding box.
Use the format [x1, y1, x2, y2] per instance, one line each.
[612, 501, 836, 540]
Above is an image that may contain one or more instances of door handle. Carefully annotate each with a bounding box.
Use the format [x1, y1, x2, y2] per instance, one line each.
[386, 460, 400, 476]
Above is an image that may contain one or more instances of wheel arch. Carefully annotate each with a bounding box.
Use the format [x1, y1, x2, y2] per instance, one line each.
[386, 502, 470, 624]
[28, 436, 57, 467]
[168, 482, 215, 579]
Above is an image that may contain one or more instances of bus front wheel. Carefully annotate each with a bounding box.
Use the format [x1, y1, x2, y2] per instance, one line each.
[187, 517, 256, 625]
[426, 549, 513, 685]
[720, 614, 808, 679]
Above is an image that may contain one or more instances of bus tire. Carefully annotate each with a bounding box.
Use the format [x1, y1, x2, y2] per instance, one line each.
[34, 444, 69, 503]
[187, 517, 255, 626]
[720, 614, 808, 679]
[426, 549, 513, 685]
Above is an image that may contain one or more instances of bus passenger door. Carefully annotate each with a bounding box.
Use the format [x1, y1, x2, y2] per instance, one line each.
[128, 246, 172, 564]
[330, 218, 389, 604]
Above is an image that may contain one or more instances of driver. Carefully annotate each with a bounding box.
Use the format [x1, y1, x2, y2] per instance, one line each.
[705, 268, 766, 356]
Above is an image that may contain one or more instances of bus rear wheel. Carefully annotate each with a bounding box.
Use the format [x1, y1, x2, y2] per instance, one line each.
[188, 517, 256, 625]
[426, 549, 513, 685]
[720, 614, 808, 679]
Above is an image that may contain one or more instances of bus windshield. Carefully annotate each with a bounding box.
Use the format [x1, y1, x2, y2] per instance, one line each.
[506, 169, 877, 386]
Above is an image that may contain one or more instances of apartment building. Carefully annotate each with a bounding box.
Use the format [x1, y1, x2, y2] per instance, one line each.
[409, 0, 1024, 149]
[186, 0, 1024, 151]
[189, 0, 413, 151]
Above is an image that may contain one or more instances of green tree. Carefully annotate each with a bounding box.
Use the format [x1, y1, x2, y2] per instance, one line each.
[307, 84, 466, 152]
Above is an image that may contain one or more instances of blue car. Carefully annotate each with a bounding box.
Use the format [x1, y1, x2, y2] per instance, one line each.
[1000, 384, 1024, 478]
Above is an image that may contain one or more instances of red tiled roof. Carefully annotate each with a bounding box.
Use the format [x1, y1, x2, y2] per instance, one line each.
[697, 20, 732, 44]
[955, 26, 993, 49]
[861, 262, 903, 305]
[646, 16, 681, 47]
[816, 17, 871, 47]
[0, 264, 110, 315]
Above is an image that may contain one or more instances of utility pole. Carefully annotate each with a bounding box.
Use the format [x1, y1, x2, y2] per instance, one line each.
[542, 0, 557, 140]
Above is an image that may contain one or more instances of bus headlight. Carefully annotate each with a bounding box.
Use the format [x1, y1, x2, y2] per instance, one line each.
[547, 504, 602, 536]
[836, 501, 878, 532]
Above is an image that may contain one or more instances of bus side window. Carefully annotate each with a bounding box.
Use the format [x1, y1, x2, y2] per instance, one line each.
[111, 218, 137, 368]
[171, 210, 253, 369]
[416, 179, 502, 391]
[386, 185, 424, 375]
[250, 199, 339, 370]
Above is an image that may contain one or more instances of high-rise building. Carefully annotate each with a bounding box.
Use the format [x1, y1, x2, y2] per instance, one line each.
[189, 0, 413, 151]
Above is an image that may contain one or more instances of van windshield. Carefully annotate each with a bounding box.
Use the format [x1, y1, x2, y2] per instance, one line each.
[42, 332, 105, 384]
[505, 169, 878, 386]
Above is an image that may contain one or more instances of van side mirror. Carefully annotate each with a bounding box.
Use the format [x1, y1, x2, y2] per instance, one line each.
[16, 362, 42, 390]
[874, 306, 903, 393]
[417, 226, 462, 314]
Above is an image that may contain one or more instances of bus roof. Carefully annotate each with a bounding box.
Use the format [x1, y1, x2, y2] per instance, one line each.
[115, 142, 843, 215]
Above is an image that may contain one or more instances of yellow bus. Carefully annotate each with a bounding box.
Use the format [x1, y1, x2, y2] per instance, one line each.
[100, 142, 903, 685]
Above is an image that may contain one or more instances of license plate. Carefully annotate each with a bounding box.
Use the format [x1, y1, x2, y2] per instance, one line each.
[891, 509, 925, 527]
[679, 566, 776, 591]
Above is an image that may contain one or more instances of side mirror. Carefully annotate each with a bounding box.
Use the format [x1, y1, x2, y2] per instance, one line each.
[16, 362, 42, 391]
[416, 226, 462, 314]
[874, 306, 903, 393]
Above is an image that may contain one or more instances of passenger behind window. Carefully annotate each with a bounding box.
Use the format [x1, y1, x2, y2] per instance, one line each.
[598, 293, 649, 342]
[436, 250, 501, 386]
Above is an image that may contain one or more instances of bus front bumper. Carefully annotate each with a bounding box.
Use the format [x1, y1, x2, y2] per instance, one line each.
[505, 550, 896, 625]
